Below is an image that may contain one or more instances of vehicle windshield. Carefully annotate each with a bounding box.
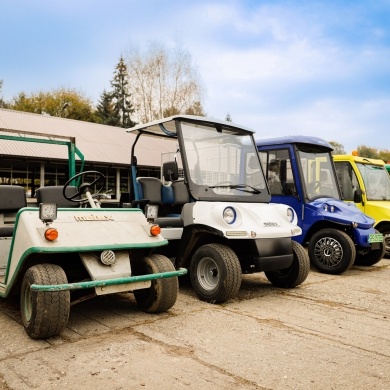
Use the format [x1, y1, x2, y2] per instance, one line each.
[179, 121, 268, 201]
[357, 163, 390, 200]
[296, 146, 340, 200]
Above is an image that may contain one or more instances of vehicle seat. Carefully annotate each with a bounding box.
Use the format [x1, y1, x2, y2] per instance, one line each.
[136, 177, 163, 206]
[163, 160, 189, 214]
[36, 186, 80, 207]
[172, 181, 189, 208]
[0, 185, 27, 237]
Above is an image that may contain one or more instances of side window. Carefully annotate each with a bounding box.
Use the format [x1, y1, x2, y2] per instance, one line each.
[334, 162, 359, 200]
[259, 149, 296, 195]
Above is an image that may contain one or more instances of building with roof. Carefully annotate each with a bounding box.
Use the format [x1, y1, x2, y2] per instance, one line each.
[0, 108, 175, 199]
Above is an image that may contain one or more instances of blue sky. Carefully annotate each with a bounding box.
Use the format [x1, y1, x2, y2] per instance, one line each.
[1, 0, 390, 153]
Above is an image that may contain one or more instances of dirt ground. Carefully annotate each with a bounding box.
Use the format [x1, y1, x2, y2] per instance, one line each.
[0, 259, 389, 390]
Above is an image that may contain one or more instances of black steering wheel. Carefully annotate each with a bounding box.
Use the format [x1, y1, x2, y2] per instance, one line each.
[63, 171, 105, 203]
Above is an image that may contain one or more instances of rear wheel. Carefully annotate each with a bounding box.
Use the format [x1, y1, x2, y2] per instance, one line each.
[20, 264, 70, 339]
[308, 229, 355, 274]
[133, 254, 178, 313]
[265, 241, 310, 288]
[190, 243, 241, 304]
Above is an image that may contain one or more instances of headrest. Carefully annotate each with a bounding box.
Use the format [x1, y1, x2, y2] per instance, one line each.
[163, 161, 179, 181]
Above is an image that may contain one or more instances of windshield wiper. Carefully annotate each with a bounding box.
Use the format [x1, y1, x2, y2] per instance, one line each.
[209, 184, 261, 194]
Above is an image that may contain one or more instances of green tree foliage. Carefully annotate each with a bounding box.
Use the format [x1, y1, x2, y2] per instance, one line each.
[357, 145, 380, 159]
[96, 57, 137, 128]
[95, 90, 119, 126]
[111, 56, 137, 128]
[9, 88, 97, 122]
[379, 150, 390, 163]
[357, 145, 390, 162]
[329, 141, 345, 155]
[125, 40, 205, 123]
[0, 80, 6, 108]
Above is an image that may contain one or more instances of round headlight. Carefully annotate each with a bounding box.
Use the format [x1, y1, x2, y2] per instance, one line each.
[223, 207, 237, 224]
[287, 207, 294, 223]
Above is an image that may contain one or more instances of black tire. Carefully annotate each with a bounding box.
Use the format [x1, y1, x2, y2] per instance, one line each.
[265, 241, 310, 288]
[384, 232, 390, 259]
[308, 229, 356, 274]
[20, 264, 70, 339]
[190, 243, 241, 304]
[377, 227, 390, 259]
[133, 254, 178, 313]
[355, 229, 386, 266]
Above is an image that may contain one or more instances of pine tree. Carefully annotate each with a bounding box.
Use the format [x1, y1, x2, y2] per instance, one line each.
[110, 56, 137, 128]
[0, 80, 6, 108]
[95, 90, 120, 126]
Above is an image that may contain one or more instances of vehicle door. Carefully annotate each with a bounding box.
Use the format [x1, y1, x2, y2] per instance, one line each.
[258, 147, 303, 224]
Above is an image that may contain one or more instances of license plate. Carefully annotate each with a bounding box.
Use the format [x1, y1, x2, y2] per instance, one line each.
[368, 233, 383, 243]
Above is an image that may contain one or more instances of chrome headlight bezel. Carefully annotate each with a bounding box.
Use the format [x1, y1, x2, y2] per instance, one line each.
[287, 207, 295, 223]
[223, 206, 237, 225]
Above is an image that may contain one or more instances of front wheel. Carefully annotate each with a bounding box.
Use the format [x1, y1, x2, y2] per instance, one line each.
[133, 254, 178, 313]
[190, 243, 241, 304]
[308, 229, 356, 274]
[265, 241, 310, 288]
[20, 264, 70, 339]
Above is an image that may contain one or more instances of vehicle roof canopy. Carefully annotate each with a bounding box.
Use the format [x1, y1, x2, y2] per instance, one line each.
[0, 128, 84, 178]
[333, 154, 386, 166]
[256, 135, 333, 150]
[127, 115, 255, 139]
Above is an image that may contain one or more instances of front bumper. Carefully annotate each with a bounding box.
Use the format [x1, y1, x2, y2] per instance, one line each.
[30, 268, 188, 292]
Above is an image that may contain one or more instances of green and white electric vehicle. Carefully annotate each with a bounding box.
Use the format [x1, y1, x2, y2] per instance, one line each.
[0, 130, 186, 339]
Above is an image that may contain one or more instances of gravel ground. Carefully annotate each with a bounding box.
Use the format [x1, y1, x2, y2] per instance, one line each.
[0, 260, 389, 390]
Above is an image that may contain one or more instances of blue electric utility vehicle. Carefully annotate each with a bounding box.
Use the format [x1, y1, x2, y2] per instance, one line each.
[256, 136, 384, 274]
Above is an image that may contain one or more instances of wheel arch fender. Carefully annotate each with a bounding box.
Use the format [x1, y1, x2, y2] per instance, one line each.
[175, 224, 226, 269]
[304, 220, 353, 246]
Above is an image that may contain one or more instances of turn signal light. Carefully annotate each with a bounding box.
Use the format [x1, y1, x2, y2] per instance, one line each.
[150, 224, 161, 236]
[44, 228, 58, 241]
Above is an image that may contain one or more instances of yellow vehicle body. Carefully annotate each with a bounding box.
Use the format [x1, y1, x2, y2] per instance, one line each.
[333, 154, 390, 258]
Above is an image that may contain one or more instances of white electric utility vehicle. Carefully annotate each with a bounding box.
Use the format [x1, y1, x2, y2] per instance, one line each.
[127, 116, 310, 303]
[0, 130, 186, 339]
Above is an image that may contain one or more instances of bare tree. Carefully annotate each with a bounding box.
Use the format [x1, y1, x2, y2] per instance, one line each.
[124, 40, 205, 123]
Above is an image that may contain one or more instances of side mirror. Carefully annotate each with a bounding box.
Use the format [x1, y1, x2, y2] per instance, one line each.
[353, 188, 363, 203]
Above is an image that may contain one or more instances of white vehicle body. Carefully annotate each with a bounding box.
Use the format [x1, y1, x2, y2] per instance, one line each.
[128, 116, 309, 303]
[0, 132, 186, 339]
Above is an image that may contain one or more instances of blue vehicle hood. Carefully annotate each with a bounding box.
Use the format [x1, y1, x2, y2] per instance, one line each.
[307, 198, 375, 229]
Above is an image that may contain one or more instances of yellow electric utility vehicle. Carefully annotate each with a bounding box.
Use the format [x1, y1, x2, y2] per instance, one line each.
[334, 152, 390, 258]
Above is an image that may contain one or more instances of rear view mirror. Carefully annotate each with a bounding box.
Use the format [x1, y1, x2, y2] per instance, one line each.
[354, 188, 363, 203]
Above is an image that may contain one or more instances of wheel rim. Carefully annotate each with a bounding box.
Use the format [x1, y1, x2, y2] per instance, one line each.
[23, 284, 32, 322]
[313, 236, 343, 267]
[197, 257, 219, 291]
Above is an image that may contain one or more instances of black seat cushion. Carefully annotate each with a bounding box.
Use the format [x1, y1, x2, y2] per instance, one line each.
[36, 186, 79, 207]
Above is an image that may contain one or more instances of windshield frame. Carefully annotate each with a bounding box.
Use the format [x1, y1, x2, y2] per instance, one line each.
[176, 119, 270, 203]
[295, 144, 341, 201]
[356, 162, 390, 201]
